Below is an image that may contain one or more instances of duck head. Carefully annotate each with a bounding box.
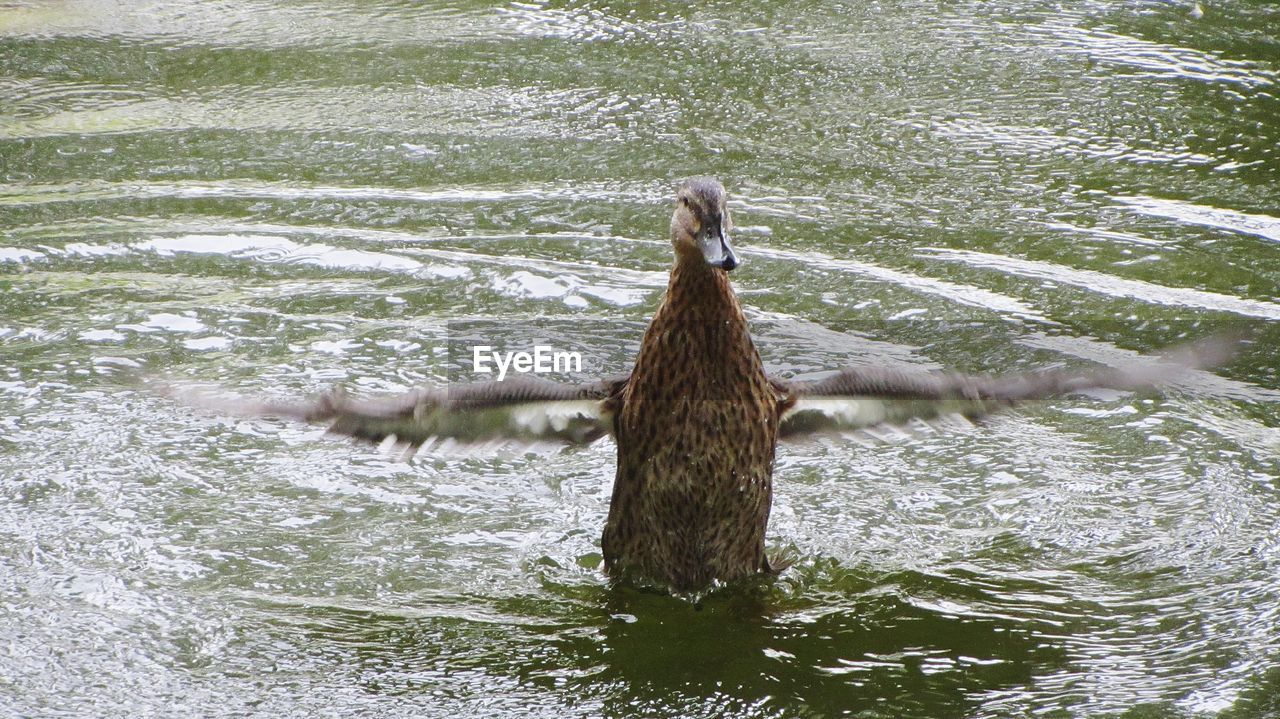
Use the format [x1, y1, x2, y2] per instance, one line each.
[670, 177, 738, 272]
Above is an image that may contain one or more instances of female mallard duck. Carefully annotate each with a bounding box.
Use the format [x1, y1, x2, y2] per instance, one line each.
[163, 177, 1242, 593]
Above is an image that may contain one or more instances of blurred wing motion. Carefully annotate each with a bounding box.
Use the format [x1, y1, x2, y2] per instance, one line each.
[154, 374, 628, 456]
[155, 333, 1246, 451]
[774, 332, 1246, 439]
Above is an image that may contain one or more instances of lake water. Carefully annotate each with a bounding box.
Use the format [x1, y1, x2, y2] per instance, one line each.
[2, 1, 1279, 717]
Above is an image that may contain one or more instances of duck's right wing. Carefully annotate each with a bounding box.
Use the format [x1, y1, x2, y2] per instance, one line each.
[153, 373, 629, 455]
[773, 333, 1246, 438]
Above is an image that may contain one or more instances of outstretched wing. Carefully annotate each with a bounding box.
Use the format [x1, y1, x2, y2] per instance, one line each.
[154, 373, 629, 455]
[774, 333, 1245, 438]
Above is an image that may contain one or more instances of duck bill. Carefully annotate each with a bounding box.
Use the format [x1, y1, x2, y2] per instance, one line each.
[700, 228, 739, 272]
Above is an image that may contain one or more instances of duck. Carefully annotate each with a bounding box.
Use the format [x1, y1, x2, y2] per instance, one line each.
[160, 177, 1243, 593]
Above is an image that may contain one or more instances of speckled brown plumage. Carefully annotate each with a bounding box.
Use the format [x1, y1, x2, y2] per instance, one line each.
[601, 179, 786, 591]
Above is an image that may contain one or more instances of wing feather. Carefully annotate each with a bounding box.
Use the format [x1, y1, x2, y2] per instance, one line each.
[775, 332, 1246, 438]
[154, 373, 628, 452]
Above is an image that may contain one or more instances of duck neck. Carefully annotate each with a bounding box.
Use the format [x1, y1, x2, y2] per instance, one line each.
[663, 254, 743, 326]
[636, 253, 761, 393]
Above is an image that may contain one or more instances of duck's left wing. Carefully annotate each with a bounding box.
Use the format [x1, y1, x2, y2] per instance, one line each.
[773, 333, 1244, 438]
[153, 374, 628, 454]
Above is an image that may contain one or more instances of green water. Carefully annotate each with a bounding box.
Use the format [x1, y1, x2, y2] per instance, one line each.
[2, 1, 1279, 717]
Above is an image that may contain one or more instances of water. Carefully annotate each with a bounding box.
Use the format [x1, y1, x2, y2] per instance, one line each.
[2, 1, 1279, 717]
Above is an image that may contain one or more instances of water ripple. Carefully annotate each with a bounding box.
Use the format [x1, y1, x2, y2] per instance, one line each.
[0, 178, 658, 207]
[1033, 19, 1279, 89]
[1116, 195, 1280, 244]
[922, 247, 1280, 320]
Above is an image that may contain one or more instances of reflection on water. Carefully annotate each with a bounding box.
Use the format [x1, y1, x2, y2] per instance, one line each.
[2, 0, 1279, 717]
